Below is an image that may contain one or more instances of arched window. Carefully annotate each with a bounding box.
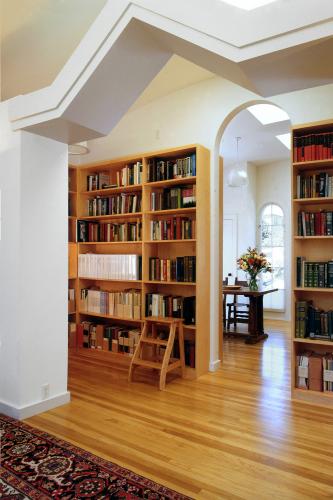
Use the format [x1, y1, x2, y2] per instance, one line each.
[259, 203, 285, 311]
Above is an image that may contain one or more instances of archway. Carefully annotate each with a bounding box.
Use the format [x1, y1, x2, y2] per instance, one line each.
[210, 99, 291, 366]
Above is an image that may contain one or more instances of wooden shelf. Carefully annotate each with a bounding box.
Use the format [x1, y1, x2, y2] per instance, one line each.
[79, 241, 142, 245]
[293, 337, 333, 347]
[81, 184, 142, 196]
[68, 216, 77, 220]
[144, 177, 196, 188]
[70, 144, 211, 378]
[294, 235, 333, 239]
[144, 280, 195, 286]
[143, 239, 196, 244]
[294, 287, 333, 292]
[145, 208, 196, 216]
[79, 277, 142, 283]
[293, 388, 333, 407]
[293, 159, 333, 171]
[78, 212, 142, 220]
[293, 197, 333, 204]
[79, 310, 143, 322]
[69, 191, 77, 195]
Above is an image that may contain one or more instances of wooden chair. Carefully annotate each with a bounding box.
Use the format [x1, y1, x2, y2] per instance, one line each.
[226, 278, 250, 331]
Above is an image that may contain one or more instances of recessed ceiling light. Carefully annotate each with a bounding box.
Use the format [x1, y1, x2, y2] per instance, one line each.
[247, 104, 290, 125]
[276, 133, 291, 150]
[221, 0, 278, 10]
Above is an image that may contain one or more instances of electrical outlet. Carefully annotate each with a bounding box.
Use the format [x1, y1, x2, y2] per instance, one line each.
[41, 383, 49, 400]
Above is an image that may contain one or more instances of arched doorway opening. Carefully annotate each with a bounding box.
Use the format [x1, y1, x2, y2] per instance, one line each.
[211, 100, 291, 367]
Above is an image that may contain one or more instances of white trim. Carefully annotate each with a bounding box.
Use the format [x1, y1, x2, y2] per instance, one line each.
[0, 392, 71, 420]
[209, 359, 221, 372]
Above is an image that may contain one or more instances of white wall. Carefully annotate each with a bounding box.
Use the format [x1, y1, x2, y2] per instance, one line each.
[0, 101, 69, 418]
[256, 160, 291, 321]
[223, 161, 257, 278]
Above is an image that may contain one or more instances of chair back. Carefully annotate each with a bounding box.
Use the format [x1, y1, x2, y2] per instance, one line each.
[235, 278, 247, 287]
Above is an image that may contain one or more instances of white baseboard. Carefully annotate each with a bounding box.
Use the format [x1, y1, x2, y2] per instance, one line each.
[209, 359, 221, 372]
[0, 391, 71, 420]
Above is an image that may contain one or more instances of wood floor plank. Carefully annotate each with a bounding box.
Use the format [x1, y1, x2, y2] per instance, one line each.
[26, 322, 333, 499]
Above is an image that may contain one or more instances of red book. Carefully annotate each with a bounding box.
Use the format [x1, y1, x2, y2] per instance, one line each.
[176, 217, 181, 239]
[320, 212, 326, 235]
[314, 212, 321, 235]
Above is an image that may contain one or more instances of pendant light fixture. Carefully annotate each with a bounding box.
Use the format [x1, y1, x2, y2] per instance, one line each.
[227, 136, 248, 188]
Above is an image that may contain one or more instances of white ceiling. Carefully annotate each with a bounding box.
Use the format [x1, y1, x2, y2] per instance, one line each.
[221, 107, 291, 166]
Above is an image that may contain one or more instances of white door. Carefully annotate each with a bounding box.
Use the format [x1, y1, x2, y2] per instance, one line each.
[223, 214, 238, 282]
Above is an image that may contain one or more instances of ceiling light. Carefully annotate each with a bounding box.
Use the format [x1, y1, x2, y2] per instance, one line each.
[68, 141, 90, 156]
[221, 0, 278, 10]
[276, 133, 291, 150]
[247, 104, 289, 125]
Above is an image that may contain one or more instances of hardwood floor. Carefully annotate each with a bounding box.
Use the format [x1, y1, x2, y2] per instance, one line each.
[27, 322, 333, 499]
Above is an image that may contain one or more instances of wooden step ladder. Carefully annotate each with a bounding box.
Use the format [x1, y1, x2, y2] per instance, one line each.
[128, 317, 185, 390]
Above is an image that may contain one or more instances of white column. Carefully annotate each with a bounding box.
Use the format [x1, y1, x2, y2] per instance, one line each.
[0, 101, 69, 419]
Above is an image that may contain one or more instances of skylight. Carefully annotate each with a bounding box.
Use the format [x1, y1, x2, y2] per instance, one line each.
[276, 133, 291, 150]
[221, 0, 278, 10]
[247, 104, 290, 125]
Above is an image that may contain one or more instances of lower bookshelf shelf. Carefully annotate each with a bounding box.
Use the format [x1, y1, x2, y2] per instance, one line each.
[79, 311, 143, 323]
[293, 338, 333, 347]
[293, 388, 333, 407]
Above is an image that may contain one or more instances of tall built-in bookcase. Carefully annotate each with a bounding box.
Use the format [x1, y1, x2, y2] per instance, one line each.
[68, 167, 78, 328]
[292, 120, 333, 407]
[72, 145, 210, 378]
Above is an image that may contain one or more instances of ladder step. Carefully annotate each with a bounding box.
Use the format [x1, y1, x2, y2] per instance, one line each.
[132, 359, 162, 369]
[167, 360, 182, 372]
[141, 338, 168, 346]
[144, 316, 183, 324]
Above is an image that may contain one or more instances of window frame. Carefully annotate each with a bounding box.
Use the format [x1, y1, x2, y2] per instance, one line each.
[258, 202, 285, 313]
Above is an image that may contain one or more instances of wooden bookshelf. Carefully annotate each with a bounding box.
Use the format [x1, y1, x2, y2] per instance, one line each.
[292, 120, 333, 407]
[73, 145, 210, 378]
[68, 166, 79, 343]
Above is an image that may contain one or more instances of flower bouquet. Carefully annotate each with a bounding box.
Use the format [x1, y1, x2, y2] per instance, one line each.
[237, 247, 272, 291]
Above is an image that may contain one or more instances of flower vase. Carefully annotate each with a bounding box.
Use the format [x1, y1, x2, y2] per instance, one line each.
[248, 275, 259, 291]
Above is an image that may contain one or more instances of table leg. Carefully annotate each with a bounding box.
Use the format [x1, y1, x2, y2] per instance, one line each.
[245, 295, 268, 344]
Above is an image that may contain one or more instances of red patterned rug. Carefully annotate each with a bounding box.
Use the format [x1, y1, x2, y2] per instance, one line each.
[0, 414, 191, 499]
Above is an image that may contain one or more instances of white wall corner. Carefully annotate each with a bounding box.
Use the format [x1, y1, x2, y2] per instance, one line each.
[0, 392, 71, 421]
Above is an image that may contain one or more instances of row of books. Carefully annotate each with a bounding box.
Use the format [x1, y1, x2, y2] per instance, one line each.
[295, 301, 333, 340]
[296, 172, 333, 199]
[296, 352, 333, 392]
[68, 289, 75, 314]
[147, 154, 196, 182]
[151, 186, 196, 211]
[297, 211, 333, 236]
[77, 220, 142, 243]
[86, 162, 142, 191]
[149, 256, 196, 283]
[296, 257, 333, 288]
[78, 253, 142, 281]
[80, 288, 142, 319]
[87, 193, 142, 216]
[146, 293, 195, 325]
[293, 133, 333, 163]
[76, 321, 141, 354]
[150, 217, 196, 241]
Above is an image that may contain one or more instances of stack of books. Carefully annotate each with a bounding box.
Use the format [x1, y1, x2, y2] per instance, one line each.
[296, 257, 333, 288]
[150, 217, 195, 240]
[296, 351, 333, 392]
[293, 133, 333, 162]
[297, 211, 333, 236]
[145, 293, 195, 324]
[78, 254, 142, 280]
[147, 154, 196, 182]
[151, 186, 196, 211]
[296, 172, 333, 199]
[295, 301, 333, 340]
[87, 193, 141, 216]
[80, 288, 141, 319]
[68, 289, 75, 313]
[77, 321, 141, 355]
[86, 162, 142, 191]
[77, 220, 142, 242]
[149, 256, 196, 282]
